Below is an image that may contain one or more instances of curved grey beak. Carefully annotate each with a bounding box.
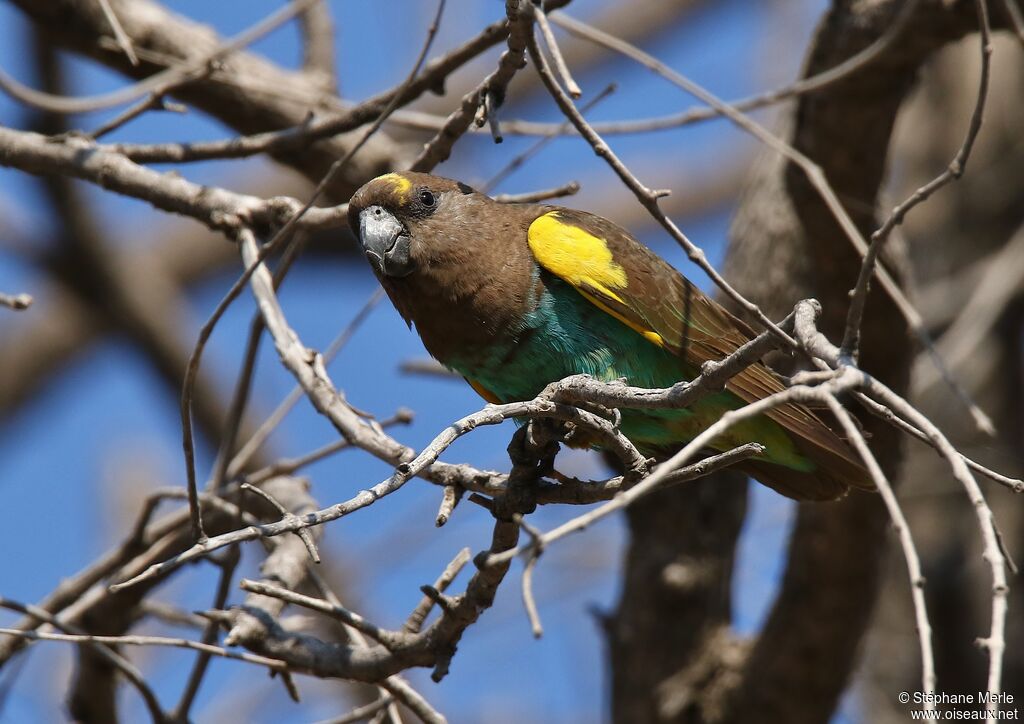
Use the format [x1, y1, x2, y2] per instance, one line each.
[359, 205, 413, 277]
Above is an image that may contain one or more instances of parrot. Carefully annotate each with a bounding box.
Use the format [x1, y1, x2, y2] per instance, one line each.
[348, 171, 872, 501]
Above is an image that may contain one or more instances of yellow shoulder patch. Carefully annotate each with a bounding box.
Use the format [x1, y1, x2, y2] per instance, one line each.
[376, 172, 412, 195]
[528, 211, 665, 348]
[527, 212, 628, 302]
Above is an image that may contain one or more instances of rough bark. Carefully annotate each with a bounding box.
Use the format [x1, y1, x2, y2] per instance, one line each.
[609, 473, 748, 724]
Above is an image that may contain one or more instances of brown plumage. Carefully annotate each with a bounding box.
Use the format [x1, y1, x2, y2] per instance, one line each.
[349, 172, 873, 501]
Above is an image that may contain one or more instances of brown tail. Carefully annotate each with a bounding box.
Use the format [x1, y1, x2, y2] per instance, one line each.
[740, 408, 875, 501]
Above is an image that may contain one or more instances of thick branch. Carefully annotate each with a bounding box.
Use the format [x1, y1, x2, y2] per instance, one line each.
[9, 0, 401, 199]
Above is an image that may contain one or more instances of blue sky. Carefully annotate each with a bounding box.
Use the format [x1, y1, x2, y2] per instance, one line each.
[0, 1, 841, 721]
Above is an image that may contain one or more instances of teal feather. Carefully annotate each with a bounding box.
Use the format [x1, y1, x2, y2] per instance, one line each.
[444, 274, 813, 472]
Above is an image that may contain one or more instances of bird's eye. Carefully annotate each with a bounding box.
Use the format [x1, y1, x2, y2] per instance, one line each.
[418, 190, 436, 207]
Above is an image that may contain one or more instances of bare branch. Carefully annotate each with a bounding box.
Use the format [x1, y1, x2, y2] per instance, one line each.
[0, 627, 291, 671]
[241, 484, 320, 564]
[0, 291, 32, 310]
[860, 378, 1008, 707]
[532, 4, 581, 98]
[493, 181, 580, 204]
[482, 83, 615, 193]
[0, 597, 166, 722]
[404, 548, 472, 635]
[237, 580, 402, 648]
[820, 396, 935, 707]
[411, 0, 542, 170]
[0, 127, 348, 232]
[0, 0, 321, 114]
[318, 696, 395, 724]
[228, 289, 386, 477]
[296, 0, 336, 90]
[243, 410, 413, 487]
[86, 92, 188, 140]
[842, 0, 995, 432]
[171, 544, 240, 721]
[96, 0, 138, 66]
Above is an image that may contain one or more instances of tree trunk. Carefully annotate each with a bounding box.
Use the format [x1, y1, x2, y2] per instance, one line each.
[609, 2, 1008, 722]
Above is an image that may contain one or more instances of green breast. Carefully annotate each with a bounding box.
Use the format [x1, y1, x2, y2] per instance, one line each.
[443, 272, 810, 470]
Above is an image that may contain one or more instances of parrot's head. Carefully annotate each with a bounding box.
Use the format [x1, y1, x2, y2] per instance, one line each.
[348, 172, 482, 279]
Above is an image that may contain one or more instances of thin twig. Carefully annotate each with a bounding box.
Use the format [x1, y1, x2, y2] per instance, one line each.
[411, 0, 535, 171]
[435, 484, 463, 527]
[0, 628, 290, 672]
[241, 484, 320, 563]
[0, 292, 32, 310]
[532, 3, 581, 98]
[96, 0, 139, 65]
[912, 223, 1024, 400]
[209, 233, 308, 492]
[0, 598, 166, 722]
[861, 378, 1008, 708]
[481, 88, 503, 143]
[854, 393, 1023, 493]
[0, 0, 323, 113]
[1001, 0, 1024, 45]
[244, 410, 413, 487]
[794, 301, 1008, 709]
[238, 580, 402, 648]
[227, 288, 385, 477]
[87, 93, 187, 140]
[179, 238, 300, 543]
[533, 443, 765, 505]
[842, 0, 994, 419]
[493, 181, 580, 203]
[314, 696, 395, 724]
[821, 396, 935, 707]
[172, 544, 241, 720]
[405, 548, 472, 634]
[513, 514, 546, 638]
[482, 82, 614, 193]
[303, 571, 442, 724]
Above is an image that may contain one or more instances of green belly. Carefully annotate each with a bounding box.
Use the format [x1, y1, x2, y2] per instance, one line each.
[443, 276, 811, 471]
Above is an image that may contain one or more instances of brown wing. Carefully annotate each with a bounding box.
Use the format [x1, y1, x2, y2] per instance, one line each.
[526, 207, 872, 500]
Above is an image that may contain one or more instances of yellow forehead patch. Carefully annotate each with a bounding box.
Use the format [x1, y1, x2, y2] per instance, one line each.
[376, 172, 412, 196]
[528, 212, 628, 300]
